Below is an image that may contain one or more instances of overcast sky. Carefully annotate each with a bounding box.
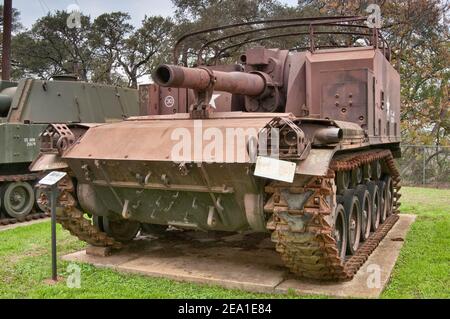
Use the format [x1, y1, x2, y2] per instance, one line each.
[14, 0, 299, 29]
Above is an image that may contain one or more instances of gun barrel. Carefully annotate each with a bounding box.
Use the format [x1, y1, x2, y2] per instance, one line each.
[0, 87, 16, 117]
[154, 64, 266, 97]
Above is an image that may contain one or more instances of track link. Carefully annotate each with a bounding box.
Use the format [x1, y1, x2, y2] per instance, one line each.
[268, 149, 401, 281]
[0, 213, 50, 226]
[0, 173, 39, 183]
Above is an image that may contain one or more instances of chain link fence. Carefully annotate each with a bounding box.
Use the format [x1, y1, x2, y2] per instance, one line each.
[399, 145, 450, 187]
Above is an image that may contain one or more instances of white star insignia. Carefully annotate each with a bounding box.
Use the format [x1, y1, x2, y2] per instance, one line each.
[210, 94, 221, 109]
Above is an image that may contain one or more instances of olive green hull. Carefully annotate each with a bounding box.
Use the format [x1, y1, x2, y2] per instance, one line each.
[0, 123, 47, 165]
[0, 78, 140, 219]
[0, 78, 140, 168]
[74, 161, 261, 232]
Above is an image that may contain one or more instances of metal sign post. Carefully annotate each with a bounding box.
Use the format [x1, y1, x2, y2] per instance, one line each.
[38, 171, 68, 282]
[49, 184, 58, 281]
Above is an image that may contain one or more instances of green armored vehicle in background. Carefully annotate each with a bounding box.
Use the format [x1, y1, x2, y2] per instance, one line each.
[0, 77, 140, 223]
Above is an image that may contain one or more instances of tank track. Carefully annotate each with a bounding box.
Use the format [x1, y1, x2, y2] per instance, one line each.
[0, 173, 50, 226]
[34, 125, 121, 247]
[0, 212, 50, 226]
[268, 149, 401, 281]
[55, 178, 122, 249]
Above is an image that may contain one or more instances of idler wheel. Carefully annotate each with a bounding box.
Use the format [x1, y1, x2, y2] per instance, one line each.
[35, 187, 49, 212]
[100, 217, 141, 243]
[1, 182, 35, 219]
[367, 182, 381, 232]
[343, 190, 361, 256]
[333, 204, 348, 262]
[355, 185, 372, 242]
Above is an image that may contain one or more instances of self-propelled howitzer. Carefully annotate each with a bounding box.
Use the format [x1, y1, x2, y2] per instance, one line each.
[34, 16, 402, 281]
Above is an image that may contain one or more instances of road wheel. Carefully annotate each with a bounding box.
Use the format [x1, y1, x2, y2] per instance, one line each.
[1, 182, 35, 219]
[363, 164, 372, 180]
[383, 176, 394, 217]
[377, 181, 387, 223]
[355, 185, 372, 242]
[343, 190, 361, 256]
[351, 167, 363, 187]
[367, 182, 381, 232]
[333, 204, 348, 262]
[371, 160, 382, 180]
[336, 171, 350, 194]
[102, 217, 141, 242]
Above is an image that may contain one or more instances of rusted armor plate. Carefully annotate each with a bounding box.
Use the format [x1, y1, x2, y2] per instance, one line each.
[63, 115, 284, 163]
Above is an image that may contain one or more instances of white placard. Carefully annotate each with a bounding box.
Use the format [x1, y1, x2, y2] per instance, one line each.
[38, 171, 67, 186]
[254, 156, 297, 183]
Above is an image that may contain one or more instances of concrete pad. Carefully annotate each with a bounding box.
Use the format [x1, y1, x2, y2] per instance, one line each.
[119, 241, 287, 293]
[86, 246, 113, 257]
[63, 214, 416, 298]
[0, 218, 49, 232]
[62, 248, 142, 268]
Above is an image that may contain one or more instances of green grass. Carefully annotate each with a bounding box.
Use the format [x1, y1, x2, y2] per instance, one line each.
[0, 223, 280, 299]
[0, 187, 448, 299]
[381, 187, 450, 299]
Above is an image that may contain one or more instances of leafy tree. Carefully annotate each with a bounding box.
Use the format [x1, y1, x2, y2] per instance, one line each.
[89, 12, 133, 86]
[173, 0, 283, 22]
[11, 10, 173, 88]
[12, 11, 92, 81]
[116, 16, 174, 88]
[171, 0, 307, 65]
[90, 13, 173, 88]
[0, 4, 23, 32]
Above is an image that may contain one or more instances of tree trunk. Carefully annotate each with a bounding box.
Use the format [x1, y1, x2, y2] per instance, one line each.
[130, 77, 138, 89]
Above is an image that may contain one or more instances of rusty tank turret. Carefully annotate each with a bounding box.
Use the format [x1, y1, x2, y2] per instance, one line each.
[34, 16, 402, 281]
